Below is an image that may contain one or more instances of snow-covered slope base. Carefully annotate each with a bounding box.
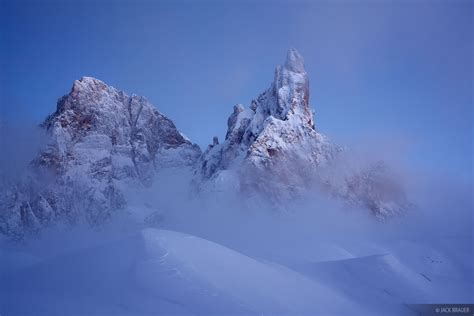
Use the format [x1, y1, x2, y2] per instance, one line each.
[1, 229, 357, 315]
[1, 222, 471, 315]
[136, 229, 361, 315]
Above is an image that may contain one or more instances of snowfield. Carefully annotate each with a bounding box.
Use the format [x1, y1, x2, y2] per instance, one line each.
[1, 223, 471, 315]
[1, 229, 359, 315]
[135, 229, 361, 315]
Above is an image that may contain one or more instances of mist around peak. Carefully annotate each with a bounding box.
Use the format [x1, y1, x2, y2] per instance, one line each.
[1, 131, 472, 314]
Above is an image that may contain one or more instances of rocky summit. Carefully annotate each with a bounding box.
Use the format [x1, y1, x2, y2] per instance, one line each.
[0, 49, 412, 238]
[196, 49, 411, 218]
[197, 48, 336, 181]
[0, 77, 201, 238]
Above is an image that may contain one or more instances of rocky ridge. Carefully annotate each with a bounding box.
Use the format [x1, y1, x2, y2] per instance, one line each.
[0, 49, 412, 238]
[0, 77, 201, 238]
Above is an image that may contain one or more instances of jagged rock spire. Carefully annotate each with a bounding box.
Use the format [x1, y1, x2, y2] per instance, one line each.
[197, 48, 333, 184]
[284, 48, 305, 73]
[273, 48, 312, 127]
[196, 48, 411, 219]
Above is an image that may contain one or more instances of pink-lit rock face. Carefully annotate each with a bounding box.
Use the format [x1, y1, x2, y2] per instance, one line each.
[42, 77, 200, 177]
[1, 77, 201, 238]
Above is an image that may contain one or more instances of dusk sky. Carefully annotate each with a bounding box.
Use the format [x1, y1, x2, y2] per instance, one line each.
[1, 0, 472, 181]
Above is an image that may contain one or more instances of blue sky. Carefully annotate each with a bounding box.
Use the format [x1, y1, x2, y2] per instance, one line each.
[1, 0, 472, 181]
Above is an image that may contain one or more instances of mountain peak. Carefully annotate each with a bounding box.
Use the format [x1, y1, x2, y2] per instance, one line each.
[79, 76, 103, 84]
[68, 77, 112, 103]
[1, 77, 202, 237]
[272, 48, 312, 125]
[284, 48, 305, 73]
[72, 76, 107, 89]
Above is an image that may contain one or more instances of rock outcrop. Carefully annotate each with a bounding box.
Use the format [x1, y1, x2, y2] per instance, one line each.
[0, 77, 201, 238]
[196, 49, 411, 218]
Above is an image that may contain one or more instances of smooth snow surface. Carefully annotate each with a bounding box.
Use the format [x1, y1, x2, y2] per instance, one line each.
[0, 229, 360, 315]
[1, 218, 472, 315]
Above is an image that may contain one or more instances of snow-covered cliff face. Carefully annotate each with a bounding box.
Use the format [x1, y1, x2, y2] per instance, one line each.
[198, 49, 337, 180]
[0, 77, 201, 238]
[0, 50, 412, 239]
[196, 49, 411, 218]
[41, 77, 200, 179]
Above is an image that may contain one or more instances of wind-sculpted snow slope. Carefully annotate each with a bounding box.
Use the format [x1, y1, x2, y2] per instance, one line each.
[294, 250, 472, 315]
[136, 229, 364, 315]
[1, 228, 364, 315]
[2, 227, 470, 315]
